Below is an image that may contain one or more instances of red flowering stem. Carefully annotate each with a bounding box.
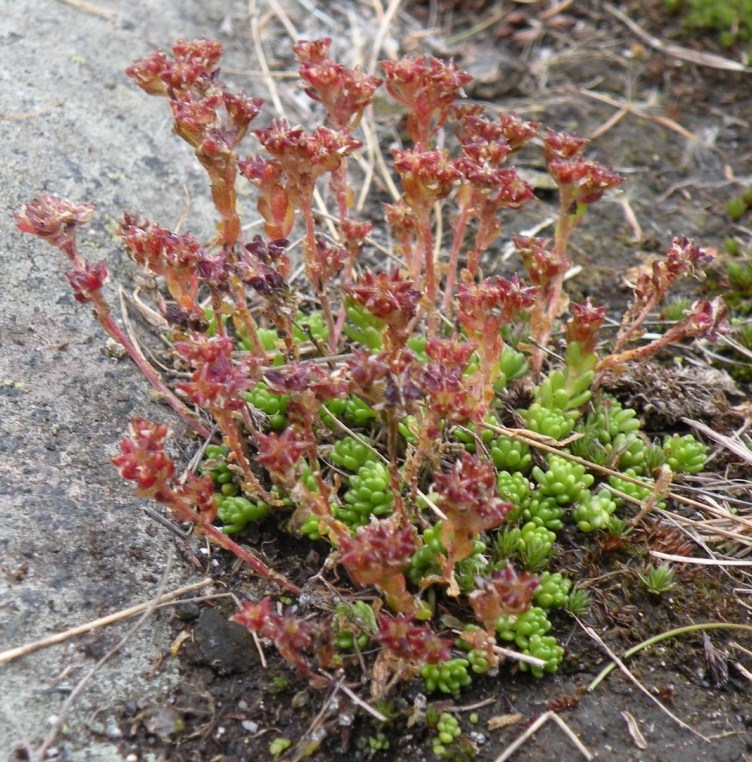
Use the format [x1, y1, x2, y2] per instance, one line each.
[441, 204, 471, 316]
[301, 203, 337, 349]
[204, 161, 241, 249]
[202, 522, 300, 594]
[467, 214, 496, 277]
[415, 207, 438, 335]
[229, 277, 266, 356]
[329, 162, 349, 224]
[211, 407, 274, 503]
[93, 294, 211, 438]
[531, 186, 576, 374]
[596, 332, 680, 374]
[611, 298, 657, 356]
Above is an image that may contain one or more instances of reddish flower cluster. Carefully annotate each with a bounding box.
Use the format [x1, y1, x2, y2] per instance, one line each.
[543, 129, 622, 206]
[346, 269, 421, 335]
[515, 236, 569, 290]
[16, 195, 95, 257]
[175, 335, 254, 410]
[565, 300, 607, 355]
[457, 275, 536, 340]
[112, 418, 216, 524]
[393, 147, 460, 210]
[64, 260, 109, 304]
[112, 418, 175, 497]
[256, 428, 311, 486]
[234, 597, 317, 678]
[126, 38, 223, 97]
[381, 55, 472, 145]
[252, 119, 362, 197]
[375, 613, 450, 664]
[469, 565, 539, 634]
[424, 337, 475, 370]
[120, 215, 213, 312]
[294, 37, 382, 130]
[434, 454, 512, 583]
[418, 364, 479, 430]
[127, 39, 264, 248]
[457, 275, 535, 389]
[340, 518, 418, 613]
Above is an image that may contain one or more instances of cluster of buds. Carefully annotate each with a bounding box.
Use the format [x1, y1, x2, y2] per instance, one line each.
[381, 55, 472, 145]
[339, 517, 420, 614]
[265, 361, 349, 429]
[250, 120, 362, 214]
[468, 564, 539, 635]
[127, 39, 264, 248]
[448, 107, 537, 285]
[345, 269, 421, 355]
[434, 454, 511, 587]
[375, 613, 450, 665]
[234, 598, 324, 683]
[120, 215, 211, 316]
[543, 129, 622, 208]
[457, 274, 536, 395]
[175, 334, 255, 411]
[256, 428, 310, 486]
[294, 37, 382, 131]
[563, 299, 607, 381]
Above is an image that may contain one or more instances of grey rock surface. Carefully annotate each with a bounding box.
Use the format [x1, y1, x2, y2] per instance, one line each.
[0, 2, 254, 758]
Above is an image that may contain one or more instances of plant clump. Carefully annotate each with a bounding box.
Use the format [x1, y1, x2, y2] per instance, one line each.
[17, 37, 726, 711]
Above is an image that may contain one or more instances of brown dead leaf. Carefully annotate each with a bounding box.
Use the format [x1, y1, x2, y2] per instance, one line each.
[621, 710, 647, 749]
[488, 712, 524, 731]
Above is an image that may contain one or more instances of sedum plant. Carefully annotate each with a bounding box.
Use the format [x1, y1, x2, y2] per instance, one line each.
[17, 37, 727, 702]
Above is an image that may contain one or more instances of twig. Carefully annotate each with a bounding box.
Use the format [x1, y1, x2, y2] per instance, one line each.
[335, 680, 388, 722]
[0, 578, 212, 666]
[367, 0, 404, 75]
[581, 623, 709, 741]
[587, 621, 752, 691]
[33, 553, 176, 760]
[604, 3, 751, 73]
[0, 99, 65, 121]
[580, 88, 696, 141]
[650, 551, 752, 567]
[681, 417, 752, 466]
[249, 0, 285, 116]
[56, 0, 115, 20]
[492, 645, 547, 669]
[493, 710, 593, 762]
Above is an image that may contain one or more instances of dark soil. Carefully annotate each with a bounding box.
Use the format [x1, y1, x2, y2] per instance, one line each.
[5, 1, 751, 761]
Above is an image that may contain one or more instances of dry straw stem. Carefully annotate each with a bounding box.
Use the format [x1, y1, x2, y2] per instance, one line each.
[651, 550, 752, 567]
[581, 623, 710, 741]
[32, 554, 177, 761]
[604, 2, 752, 73]
[0, 578, 212, 666]
[588, 621, 752, 692]
[492, 709, 593, 762]
[477, 421, 752, 536]
[56, 0, 115, 20]
[0, 99, 65, 121]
